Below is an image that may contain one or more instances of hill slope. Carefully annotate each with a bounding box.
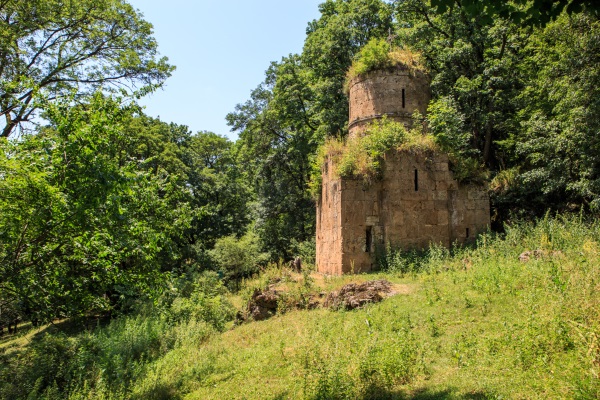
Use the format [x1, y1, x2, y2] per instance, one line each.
[1, 217, 599, 399]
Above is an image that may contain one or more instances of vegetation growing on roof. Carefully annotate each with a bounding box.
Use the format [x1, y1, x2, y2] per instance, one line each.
[309, 118, 437, 199]
[309, 115, 490, 200]
[345, 38, 426, 91]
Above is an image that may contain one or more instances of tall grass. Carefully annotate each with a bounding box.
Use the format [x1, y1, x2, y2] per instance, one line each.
[0, 272, 234, 400]
[1, 216, 599, 399]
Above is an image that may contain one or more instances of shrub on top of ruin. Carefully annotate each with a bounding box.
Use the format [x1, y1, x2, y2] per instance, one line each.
[345, 38, 426, 91]
[336, 117, 415, 181]
[309, 118, 439, 198]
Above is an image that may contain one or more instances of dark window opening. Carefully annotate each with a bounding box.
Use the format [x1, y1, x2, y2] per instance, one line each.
[402, 88, 406, 108]
[414, 169, 419, 191]
[466, 228, 470, 238]
[366, 226, 372, 253]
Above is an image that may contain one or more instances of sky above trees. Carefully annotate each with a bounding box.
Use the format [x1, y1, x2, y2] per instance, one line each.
[128, 0, 323, 140]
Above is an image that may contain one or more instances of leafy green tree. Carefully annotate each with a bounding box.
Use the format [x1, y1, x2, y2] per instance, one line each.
[228, 59, 318, 260]
[395, 1, 599, 216]
[0, 0, 173, 138]
[511, 13, 600, 212]
[0, 94, 190, 323]
[209, 230, 269, 284]
[228, 0, 394, 259]
[395, 0, 527, 169]
[185, 131, 251, 252]
[429, 0, 600, 26]
[303, 0, 394, 139]
[119, 115, 251, 268]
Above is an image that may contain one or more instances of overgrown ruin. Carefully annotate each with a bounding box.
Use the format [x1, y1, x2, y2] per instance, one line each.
[316, 66, 490, 275]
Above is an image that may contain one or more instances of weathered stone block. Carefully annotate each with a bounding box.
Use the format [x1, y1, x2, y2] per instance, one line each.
[433, 191, 448, 201]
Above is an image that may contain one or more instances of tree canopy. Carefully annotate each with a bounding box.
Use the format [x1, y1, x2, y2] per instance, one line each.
[0, 0, 173, 138]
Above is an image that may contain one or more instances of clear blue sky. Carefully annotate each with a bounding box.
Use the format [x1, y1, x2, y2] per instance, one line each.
[127, 0, 324, 140]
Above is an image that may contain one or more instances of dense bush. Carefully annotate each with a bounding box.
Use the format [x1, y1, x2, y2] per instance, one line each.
[0, 95, 191, 323]
[209, 230, 270, 285]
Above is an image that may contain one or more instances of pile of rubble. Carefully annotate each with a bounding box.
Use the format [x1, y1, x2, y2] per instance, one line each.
[324, 280, 394, 310]
[240, 279, 396, 322]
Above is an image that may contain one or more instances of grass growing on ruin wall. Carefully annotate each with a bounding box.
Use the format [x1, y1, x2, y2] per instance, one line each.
[345, 38, 426, 92]
[309, 117, 437, 199]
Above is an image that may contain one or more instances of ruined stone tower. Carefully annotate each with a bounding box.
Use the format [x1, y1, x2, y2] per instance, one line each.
[348, 67, 431, 138]
[316, 66, 490, 275]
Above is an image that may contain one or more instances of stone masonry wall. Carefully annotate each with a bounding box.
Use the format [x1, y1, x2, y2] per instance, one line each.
[316, 157, 343, 275]
[348, 68, 430, 139]
[316, 150, 490, 275]
[316, 66, 489, 275]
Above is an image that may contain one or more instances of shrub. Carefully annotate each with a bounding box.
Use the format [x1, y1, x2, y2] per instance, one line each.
[310, 118, 438, 197]
[209, 230, 270, 285]
[345, 38, 426, 90]
[167, 271, 235, 331]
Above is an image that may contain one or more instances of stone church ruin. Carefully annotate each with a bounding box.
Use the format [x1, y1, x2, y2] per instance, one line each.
[316, 63, 490, 275]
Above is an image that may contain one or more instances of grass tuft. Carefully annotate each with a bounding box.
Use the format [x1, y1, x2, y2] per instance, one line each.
[345, 38, 427, 92]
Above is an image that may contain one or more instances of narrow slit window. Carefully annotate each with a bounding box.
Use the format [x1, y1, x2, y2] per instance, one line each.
[402, 88, 406, 108]
[414, 169, 419, 191]
[365, 227, 372, 253]
[466, 228, 470, 238]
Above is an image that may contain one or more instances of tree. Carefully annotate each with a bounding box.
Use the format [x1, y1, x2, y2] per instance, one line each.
[0, 94, 190, 322]
[303, 0, 394, 139]
[185, 131, 251, 252]
[228, 60, 317, 259]
[511, 13, 600, 212]
[429, 0, 600, 26]
[0, 0, 173, 138]
[227, 0, 394, 259]
[394, 0, 527, 169]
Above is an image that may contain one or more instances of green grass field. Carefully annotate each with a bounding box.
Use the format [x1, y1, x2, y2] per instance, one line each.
[1, 216, 599, 399]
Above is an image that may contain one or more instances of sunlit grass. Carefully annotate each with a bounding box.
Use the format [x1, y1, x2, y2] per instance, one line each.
[1, 216, 599, 399]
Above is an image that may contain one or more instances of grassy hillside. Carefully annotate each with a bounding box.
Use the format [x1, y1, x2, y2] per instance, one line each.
[1, 216, 599, 399]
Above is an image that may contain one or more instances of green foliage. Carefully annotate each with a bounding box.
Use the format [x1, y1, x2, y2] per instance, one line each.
[513, 13, 600, 212]
[391, 0, 600, 216]
[227, 60, 317, 261]
[290, 238, 317, 269]
[302, 326, 420, 399]
[337, 119, 407, 180]
[2, 216, 600, 398]
[346, 38, 426, 87]
[302, 0, 395, 138]
[430, 0, 600, 26]
[0, 273, 235, 399]
[209, 230, 270, 284]
[0, 94, 191, 322]
[166, 272, 236, 332]
[227, 0, 394, 260]
[347, 38, 392, 78]
[0, 0, 174, 138]
[395, 0, 525, 169]
[311, 118, 438, 192]
[185, 131, 251, 252]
